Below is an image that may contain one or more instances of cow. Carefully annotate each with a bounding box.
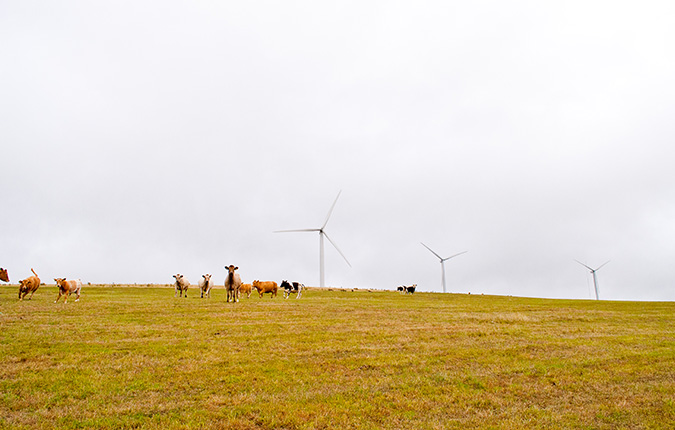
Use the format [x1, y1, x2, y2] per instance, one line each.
[54, 278, 83, 303]
[173, 274, 189, 298]
[280, 280, 304, 299]
[239, 283, 253, 299]
[397, 286, 405, 293]
[405, 284, 417, 294]
[0, 268, 9, 283]
[252, 280, 277, 298]
[224, 265, 242, 303]
[18, 269, 40, 300]
[199, 274, 214, 298]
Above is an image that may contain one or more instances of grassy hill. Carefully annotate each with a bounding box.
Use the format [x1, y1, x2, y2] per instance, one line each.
[1, 285, 673, 429]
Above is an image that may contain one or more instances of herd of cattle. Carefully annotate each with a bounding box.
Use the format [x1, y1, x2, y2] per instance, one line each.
[173, 265, 305, 302]
[0, 266, 419, 302]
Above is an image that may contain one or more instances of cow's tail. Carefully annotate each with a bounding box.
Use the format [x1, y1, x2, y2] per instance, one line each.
[31, 268, 38, 277]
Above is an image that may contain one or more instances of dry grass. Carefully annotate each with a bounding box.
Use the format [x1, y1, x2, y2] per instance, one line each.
[1, 285, 673, 429]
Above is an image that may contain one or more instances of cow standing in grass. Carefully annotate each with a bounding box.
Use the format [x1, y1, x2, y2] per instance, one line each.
[224, 265, 242, 303]
[0, 268, 9, 283]
[173, 274, 190, 298]
[239, 283, 253, 299]
[19, 269, 40, 300]
[54, 278, 83, 303]
[405, 284, 417, 294]
[199, 274, 214, 298]
[252, 280, 278, 298]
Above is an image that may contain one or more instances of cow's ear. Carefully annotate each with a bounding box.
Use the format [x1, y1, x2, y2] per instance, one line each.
[235, 267, 238, 270]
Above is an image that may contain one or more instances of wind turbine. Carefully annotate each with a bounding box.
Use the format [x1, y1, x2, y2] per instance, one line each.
[421, 242, 467, 293]
[575, 260, 610, 300]
[275, 191, 351, 288]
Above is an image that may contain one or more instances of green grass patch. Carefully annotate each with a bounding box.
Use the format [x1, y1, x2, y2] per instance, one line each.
[1, 286, 673, 429]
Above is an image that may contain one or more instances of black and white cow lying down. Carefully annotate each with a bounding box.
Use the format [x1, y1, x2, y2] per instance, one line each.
[280, 280, 304, 299]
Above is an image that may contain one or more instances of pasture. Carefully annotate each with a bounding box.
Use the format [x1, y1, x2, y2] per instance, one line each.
[1, 285, 673, 429]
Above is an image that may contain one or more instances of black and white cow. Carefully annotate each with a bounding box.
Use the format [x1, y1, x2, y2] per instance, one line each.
[405, 284, 417, 294]
[280, 280, 305, 299]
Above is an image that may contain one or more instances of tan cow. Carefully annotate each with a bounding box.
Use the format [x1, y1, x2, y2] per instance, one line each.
[199, 274, 214, 298]
[0, 268, 9, 283]
[252, 280, 278, 298]
[173, 274, 190, 298]
[239, 283, 253, 299]
[18, 268, 40, 300]
[224, 265, 242, 303]
[54, 278, 83, 303]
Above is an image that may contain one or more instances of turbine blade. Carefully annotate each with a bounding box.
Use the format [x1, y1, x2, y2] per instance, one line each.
[596, 260, 610, 271]
[421, 242, 443, 260]
[442, 251, 468, 261]
[574, 259, 594, 271]
[274, 228, 320, 233]
[323, 231, 351, 267]
[321, 191, 342, 230]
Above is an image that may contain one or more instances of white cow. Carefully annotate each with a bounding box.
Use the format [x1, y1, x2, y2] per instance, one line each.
[173, 274, 190, 298]
[199, 273, 214, 298]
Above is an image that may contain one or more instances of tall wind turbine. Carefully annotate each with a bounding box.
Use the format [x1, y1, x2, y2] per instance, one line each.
[575, 260, 610, 300]
[421, 243, 467, 293]
[275, 191, 351, 288]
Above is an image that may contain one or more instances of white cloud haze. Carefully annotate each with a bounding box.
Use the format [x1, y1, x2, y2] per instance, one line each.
[2, 1, 675, 300]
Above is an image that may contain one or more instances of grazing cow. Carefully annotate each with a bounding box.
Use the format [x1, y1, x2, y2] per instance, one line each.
[18, 269, 40, 300]
[224, 265, 242, 303]
[54, 278, 83, 303]
[173, 274, 190, 298]
[397, 286, 405, 293]
[405, 284, 417, 294]
[239, 283, 253, 299]
[252, 280, 277, 298]
[199, 274, 214, 298]
[0, 268, 9, 283]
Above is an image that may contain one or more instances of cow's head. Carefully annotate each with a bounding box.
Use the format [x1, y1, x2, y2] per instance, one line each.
[203, 274, 212, 281]
[173, 274, 183, 281]
[0, 268, 8, 282]
[224, 265, 238, 274]
[54, 278, 66, 288]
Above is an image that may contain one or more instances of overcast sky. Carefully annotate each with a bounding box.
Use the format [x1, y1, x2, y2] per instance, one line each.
[2, 1, 674, 301]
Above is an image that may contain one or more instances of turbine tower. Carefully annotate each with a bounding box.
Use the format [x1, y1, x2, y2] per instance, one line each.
[421, 242, 467, 293]
[575, 260, 610, 300]
[275, 191, 351, 288]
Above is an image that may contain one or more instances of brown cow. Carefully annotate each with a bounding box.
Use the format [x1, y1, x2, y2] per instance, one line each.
[252, 280, 278, 298]
[173, 274, 190, 298]
[239, 283, 253, 299]
[0, 268, 9, 283]
[224, 265, 242, 303]
[54, 278, 83, 303]
[18, 268, 40, 300]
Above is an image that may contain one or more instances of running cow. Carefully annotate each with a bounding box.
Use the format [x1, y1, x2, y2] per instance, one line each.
[224, 265, 242, 303]
[18, 268, 40, 300]
[54, 278, 83, 303]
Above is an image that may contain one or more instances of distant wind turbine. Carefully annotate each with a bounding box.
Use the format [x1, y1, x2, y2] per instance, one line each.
[575, 260, 610, 300]
[421, 242, 467, 293]
[275, 191, 351, 288]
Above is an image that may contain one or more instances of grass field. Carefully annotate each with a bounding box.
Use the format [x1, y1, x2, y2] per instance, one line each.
[1, 285, 673, 429]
